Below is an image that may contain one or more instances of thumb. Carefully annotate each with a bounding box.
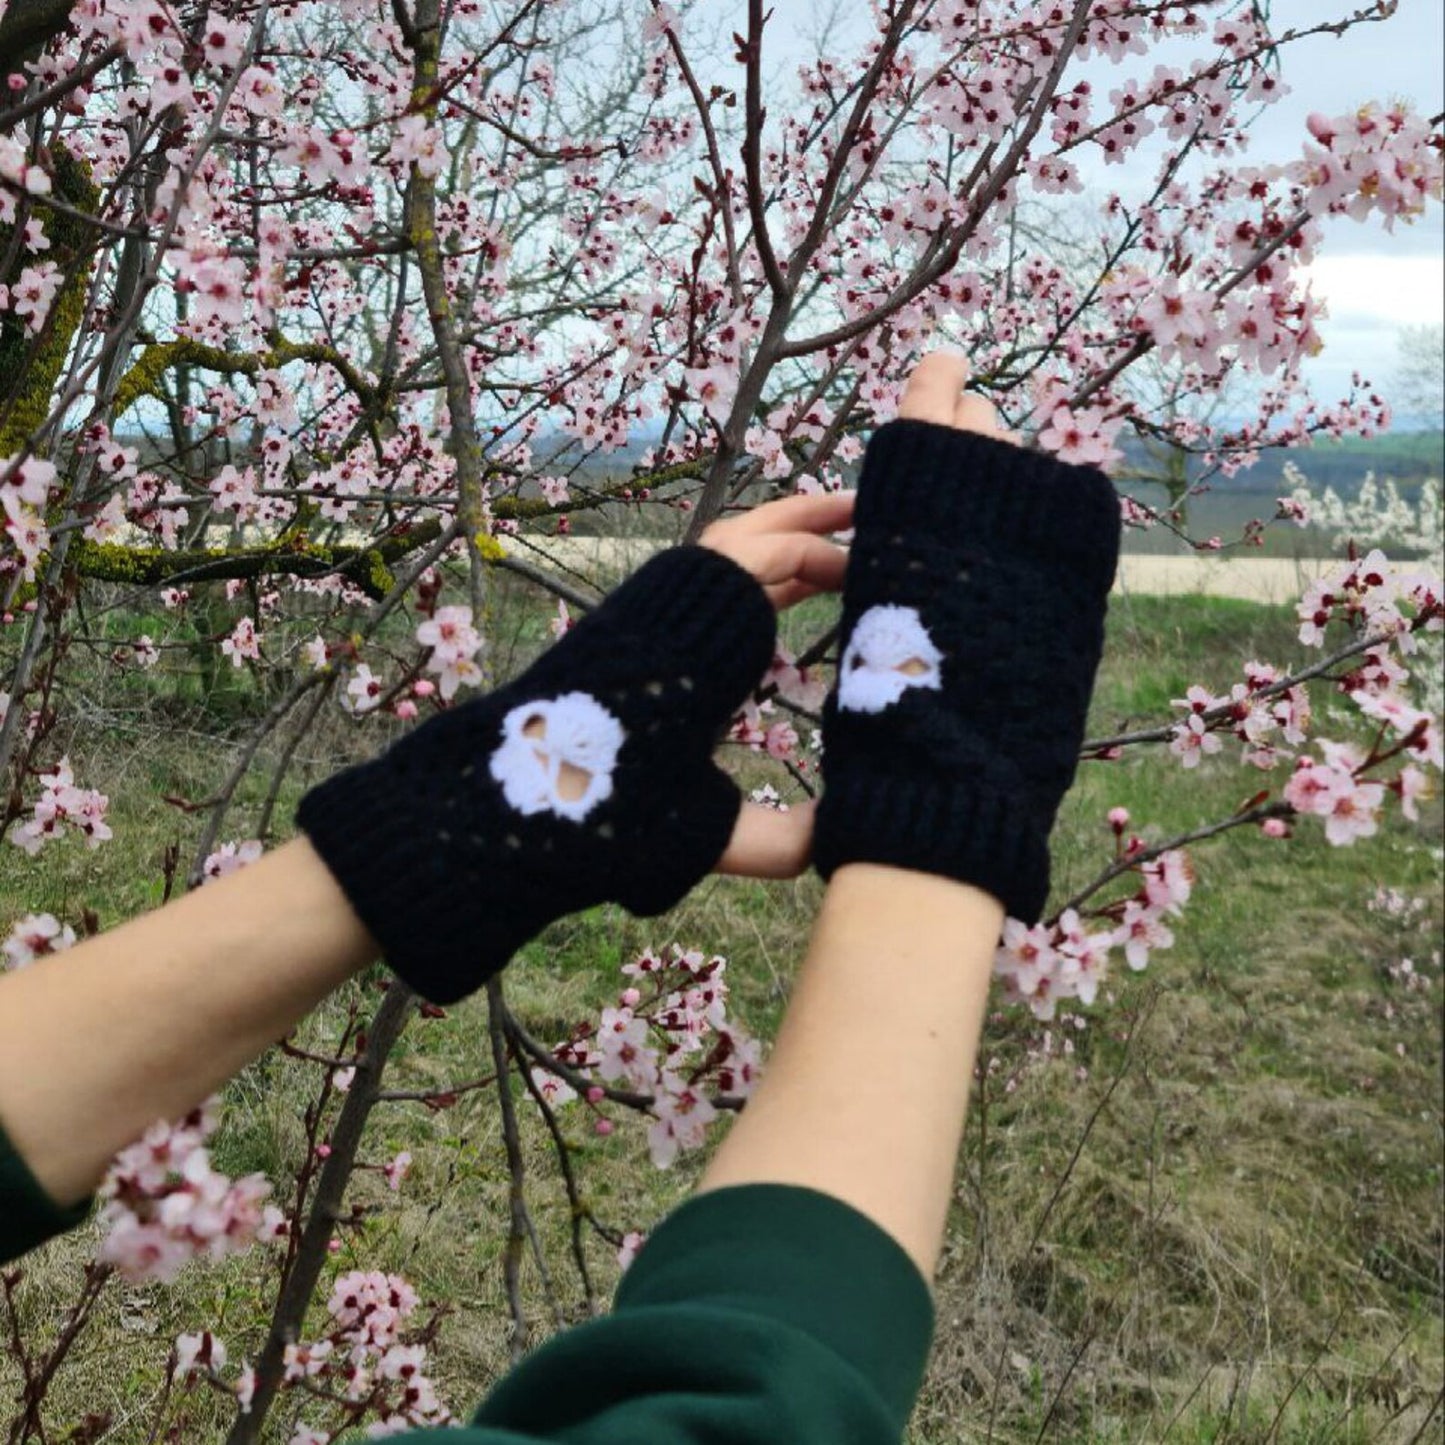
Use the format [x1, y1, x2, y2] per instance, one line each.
[713, 799, 816, 881]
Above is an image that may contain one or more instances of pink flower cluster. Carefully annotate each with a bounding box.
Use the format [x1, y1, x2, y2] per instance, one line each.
[172, 1330, 255, 1412]
[1, 455, 55, 580]
[262, 1270, 451, 1437]
[416, 606, 484, 700]
[97, 1100, 285, 1284]
[1297, 548, 1443, 649]
[1293, 104, 1443, 229]
[1, 261, 62, 336]
[9, 757, 111, 855]
[2, 911, 77, 969]
[221, 616, 263, 669]
[532, 945, 762, 1169]
[1283, 742, 1387, 846]
[994, 847, 1194, 1020]
[1167, 661, 1312, 772]
[202, 839, 265, 883]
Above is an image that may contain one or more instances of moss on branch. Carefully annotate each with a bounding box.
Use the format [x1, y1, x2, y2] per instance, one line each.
[67, 521, 441, 601]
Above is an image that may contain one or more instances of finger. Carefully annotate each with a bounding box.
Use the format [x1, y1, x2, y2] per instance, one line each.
[734, 532, 850, 597]
[899, 351, 970, 425]
[763, 578, 825, 611]
[711, 490, 856, 541]
[952, 391, 1011, 440]
[714, 800, 816, 879]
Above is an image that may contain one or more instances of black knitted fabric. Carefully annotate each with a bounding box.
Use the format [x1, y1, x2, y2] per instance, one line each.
[813, 420, 1122, 921]
[298, 547, 776, 1004]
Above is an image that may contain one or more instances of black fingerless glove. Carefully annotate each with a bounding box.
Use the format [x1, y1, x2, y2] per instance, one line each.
[813, 420, 1121, 921]
[298, 547, 776, 1003]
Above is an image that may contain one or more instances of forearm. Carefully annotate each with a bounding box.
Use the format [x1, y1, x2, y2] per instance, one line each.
[699, 861, 1001, 1278]
[0, 838, 376, 1206]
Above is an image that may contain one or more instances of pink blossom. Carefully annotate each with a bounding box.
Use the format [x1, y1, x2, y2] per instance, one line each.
[1352, 688, 1431, 742]
[1396, 765, 1432, 822]
[327, 1271, 419, 1350]
[618, 1231, 646, 1270]
[9, 756, 111, 855]
[1283, 758, 1352, 816]
[1322, 776, 1385, 846]
[1053, 909, 1110, 1007]
[1137, 276, 1216, 359]
[97, 1102, 275, 1284]
[683, 364, 737, 427]
[1141, 851, 1194, 915]
[417, 606, 483, 700]
[345, 664, 383, 714]
[1036, 405, 1123, 468]
[1169, 714, 1222, 768]
[382, 1151, 413, 1191]
[387, 114, 447, 178]
[3, 912, 77, 969]
[174, 1331, 226, 1379]
[9, 262, 62, 335]
[1114, 901, 1174, 972]
[597, 1005, 657, 1088]
[202, 839, 264, 883]
[995, 919, 1059, 1000]
[200, 14, 250, 71]
[647, 1072, 718, 1168]
[283, 1339, 334, 1383]
[529, 1068, 578, 1107]
[221, 617, 262, 669]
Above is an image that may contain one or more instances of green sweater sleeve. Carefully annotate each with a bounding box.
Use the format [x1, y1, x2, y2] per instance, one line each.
[411, 1183, 934, 1445]
[0, 1119, 92, 1263]
[2, 1115, 935, 1444]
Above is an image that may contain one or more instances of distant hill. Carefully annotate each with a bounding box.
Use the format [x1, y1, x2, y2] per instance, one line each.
[1116, 431, 1444, 497]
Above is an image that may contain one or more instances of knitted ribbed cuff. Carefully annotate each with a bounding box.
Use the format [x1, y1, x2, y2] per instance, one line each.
[857, 420, 1121, 601]
[812, 767, 1052, 922]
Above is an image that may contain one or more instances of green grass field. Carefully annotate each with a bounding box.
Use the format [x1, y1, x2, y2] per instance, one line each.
[2, 587, 1441, 1444]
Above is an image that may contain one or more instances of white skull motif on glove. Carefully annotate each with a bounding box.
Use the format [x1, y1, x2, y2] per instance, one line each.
[490, 692, 625, 821]
[838, 604, 944, 714]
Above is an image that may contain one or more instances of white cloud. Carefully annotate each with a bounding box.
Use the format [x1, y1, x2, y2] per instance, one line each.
[1305, 254, 1445, 330]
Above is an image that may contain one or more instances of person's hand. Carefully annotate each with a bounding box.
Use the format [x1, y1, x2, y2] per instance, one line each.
[699, 491, 854, 610]
[296, 495, 855, 1004]
[699, 491, 854, 881]
[894, 350, 1016, 439]
[811, 350, 1122, 921]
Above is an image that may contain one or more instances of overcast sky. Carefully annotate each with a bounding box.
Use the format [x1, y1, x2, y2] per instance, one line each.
[1205, 0, 1443, 410]
[768, 0, 1444, 419]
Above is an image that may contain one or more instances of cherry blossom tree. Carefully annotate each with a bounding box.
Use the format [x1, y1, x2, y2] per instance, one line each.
[1, 0, 1441, 1439]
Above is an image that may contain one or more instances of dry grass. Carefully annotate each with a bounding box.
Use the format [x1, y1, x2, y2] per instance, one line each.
[2, 588, 1441, 1443]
